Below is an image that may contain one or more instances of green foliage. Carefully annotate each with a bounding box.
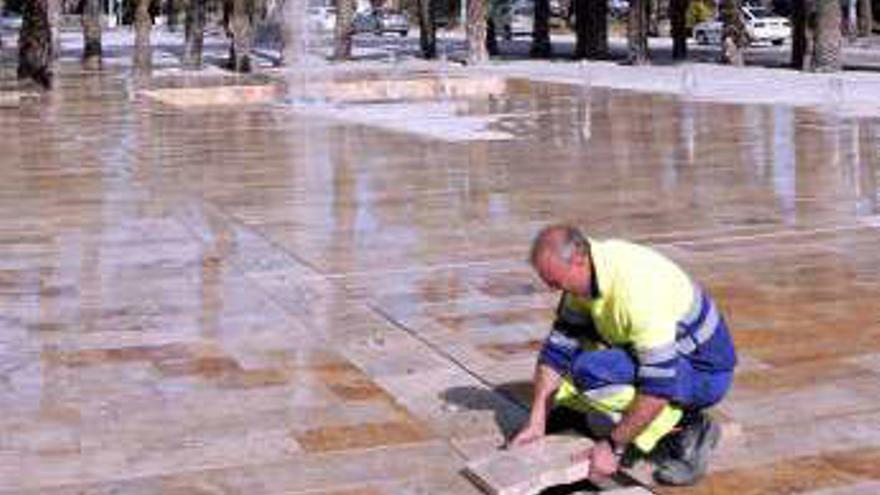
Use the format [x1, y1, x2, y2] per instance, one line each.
[687, 0, 714, 29]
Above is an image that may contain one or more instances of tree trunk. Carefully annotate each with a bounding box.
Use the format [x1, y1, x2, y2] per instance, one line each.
[134, 0, 152, 73]
[486, 16, 498, 55]
[82, 0, 102, 70]
[791, 0, 809, 68]
[183, 0, 206, 68]
[228, 0, 254, 71]
[812, 0, 841, 71]
[845, 0, 856, 39]
[575, 0, 608, 59]
[651, 0, 669, 36]
[280, 0, 307, 65]
[574, 0, 586, 58]
[627, 0, 649, 64]
[466, 0, 488, 63]
[167, 0, 182, 31]
[48, 0, 60, 59]
[531, 0, 552, 57]
[333, 0, 356, 60]
[418, 0, 437, 58]
[719, 0, 746, 65]
[670, 0, 688, 60]
[858, 0, 872, 36]
[18, 0, 53, 88]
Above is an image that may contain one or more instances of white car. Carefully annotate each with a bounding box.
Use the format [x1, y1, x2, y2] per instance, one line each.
[693, 6, 790, 46]
[307, 6, 336, 32]
[374, 9, 409, 37]
[692, 18, 722, 46]
[492, 1, 534, 40]
[352, 9, 409, 36]
[0, 14, 23, 30]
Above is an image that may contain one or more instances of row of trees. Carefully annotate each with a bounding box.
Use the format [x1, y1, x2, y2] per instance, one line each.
[8, 0, 874, 89]
[420, 0, 872, 70]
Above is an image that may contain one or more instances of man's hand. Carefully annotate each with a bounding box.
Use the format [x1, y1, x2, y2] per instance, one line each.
[571, 440, 619, 482]
[506, 420, 546, 449]
[505, 363, 561, 449]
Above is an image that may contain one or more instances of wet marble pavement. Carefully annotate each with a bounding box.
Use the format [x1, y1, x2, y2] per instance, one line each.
[1, 64, 879, 494]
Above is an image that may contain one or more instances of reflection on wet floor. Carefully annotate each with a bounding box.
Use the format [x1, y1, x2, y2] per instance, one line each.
[1, 67, 880, 493]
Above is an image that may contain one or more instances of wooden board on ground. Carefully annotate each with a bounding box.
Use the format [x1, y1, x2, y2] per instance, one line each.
[463, 434, 594, 495]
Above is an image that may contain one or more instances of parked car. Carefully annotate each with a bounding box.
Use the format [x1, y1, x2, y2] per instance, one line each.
[742, 6, 791, 44]
[492, 0, 534, 40]
[307, 5, 336, 32]
[376, 8, 409, 36]
[692, 18, 722, 45]
[548, 0, 569, 26]
[693, 5, 791, 46]
[354, 8, 409, 37]
[353, 11, 378, 33]
[608, 0, 630, 18]
[0, 14, 22, 30]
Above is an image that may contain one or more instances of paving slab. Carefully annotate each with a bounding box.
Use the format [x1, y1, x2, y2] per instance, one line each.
[464, 434, 594, 495]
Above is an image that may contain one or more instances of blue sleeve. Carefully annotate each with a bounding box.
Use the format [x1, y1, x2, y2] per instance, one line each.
[538, 330, 581, 375]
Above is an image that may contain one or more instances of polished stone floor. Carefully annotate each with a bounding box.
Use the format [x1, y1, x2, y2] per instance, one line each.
[1, 61, 879, 494]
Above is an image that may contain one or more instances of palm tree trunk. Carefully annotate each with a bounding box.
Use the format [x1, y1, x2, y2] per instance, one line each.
[627, 0, 649, 64]
[82, 0, 102, 70]
[184, 0, 206, 68]
[418, 0, 437, 59]
[844, 0, 856, 39]
[791, 0, 808, 68]
[531, 0, 552, 57]
[812, 0, 841, 71]
[719, 0, 746, 65]
[670, 0, 688, 60]
[167, 0, 182, 31]
[280, 0, 307, 65]
[466, 0, 488, 63]
[575, 0, 608, 59]
[134, 0, 152, 73]
[228, 0, 254, 71]
[650, 0, 666, 36]
[48, 0, 60, 59]
[333, 0, 356, 60]
[858, 0, 872, 36]
[486, 16, 498, 55]
[18, 0, 53, 88]
[574, 0, 587, 58]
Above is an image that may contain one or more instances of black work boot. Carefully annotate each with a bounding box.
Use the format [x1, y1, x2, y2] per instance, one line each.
[653, 411, 721, 486]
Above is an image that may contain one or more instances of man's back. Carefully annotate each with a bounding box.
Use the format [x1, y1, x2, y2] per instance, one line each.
[563, 239, 694, 348]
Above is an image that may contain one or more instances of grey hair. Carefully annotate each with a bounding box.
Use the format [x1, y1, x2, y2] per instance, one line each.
[530, 224, 589, 266]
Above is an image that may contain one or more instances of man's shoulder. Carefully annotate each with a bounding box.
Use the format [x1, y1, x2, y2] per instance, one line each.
[595, 239, 670, 266]
[597, 239, 693, 304]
